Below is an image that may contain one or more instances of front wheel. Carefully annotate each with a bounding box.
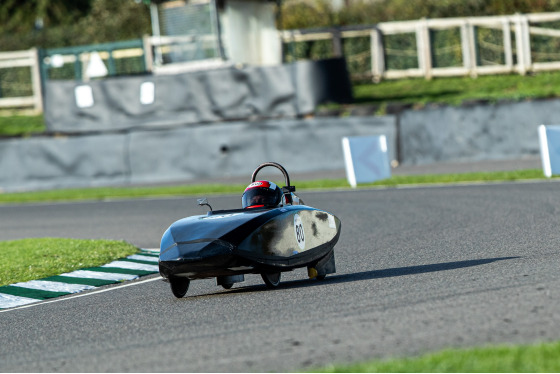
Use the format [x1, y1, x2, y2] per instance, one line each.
[261, 272, 281, 288]
[170, 277, 190, 298]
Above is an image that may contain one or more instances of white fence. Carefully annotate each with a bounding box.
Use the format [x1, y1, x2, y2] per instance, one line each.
[4, 12, 560, 112]
[280, 12, 560, 81]
[0, 48, 42, 111]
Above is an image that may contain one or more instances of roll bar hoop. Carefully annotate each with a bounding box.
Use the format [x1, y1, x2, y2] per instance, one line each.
[251, 162, 296, 193]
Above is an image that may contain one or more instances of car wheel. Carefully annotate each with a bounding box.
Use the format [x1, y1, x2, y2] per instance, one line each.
[221, 283, 233, 290]
[261, 272, 281, 288]
[170, 277, 190, 298]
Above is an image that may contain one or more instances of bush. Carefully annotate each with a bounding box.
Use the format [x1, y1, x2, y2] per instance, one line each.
[0, 0, 150, 51]
[281, 0, 560, 29]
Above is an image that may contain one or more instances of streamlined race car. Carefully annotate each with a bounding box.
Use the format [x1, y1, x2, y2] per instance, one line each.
[158, 162, 341, 298]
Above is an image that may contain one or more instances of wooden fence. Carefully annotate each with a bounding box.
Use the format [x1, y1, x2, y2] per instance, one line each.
[0, 48, 42, 112]
[280, 12, 560, 81]
[4, 12, 560, 111]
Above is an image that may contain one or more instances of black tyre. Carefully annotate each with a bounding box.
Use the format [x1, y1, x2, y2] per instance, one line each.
[261, 272, 281, 288]
[170, 277, 190, 298]
[221, 283, 233, 290]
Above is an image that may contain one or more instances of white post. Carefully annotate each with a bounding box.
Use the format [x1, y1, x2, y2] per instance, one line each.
[142, 35, 153, 72]
[416, 19, 432, 79]
[370, 27, 384, 82]
[150, 3, 163, 66]
[461, 21, 472, 72]
[521, 14, 532, 70]
[461, 21, 477, 77]
[515, 13, 527, 75]
[502, 18, 513, 71]
[538, 125, 552, 178]
[30, 48, 43, 113]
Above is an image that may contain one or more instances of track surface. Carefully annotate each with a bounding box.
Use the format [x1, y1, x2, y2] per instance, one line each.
[1, 181, 560, 372]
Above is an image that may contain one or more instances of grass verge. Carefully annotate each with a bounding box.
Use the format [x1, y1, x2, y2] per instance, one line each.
[353, 71, 560, 108]
[316, 341, 560, 372]
[0, 238, 138, 286]
[0, 169, 553, 204]
[0, 112, 45, 137]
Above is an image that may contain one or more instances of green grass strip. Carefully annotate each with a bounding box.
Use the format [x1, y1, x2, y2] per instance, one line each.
[0, 183, 248, 204]
[316, 341, 560, 372]
[0, 169, 554, 204]
[0, 238, 139, 287]
[352, 71, 560, 108]
[0, 113, 45, 137]
[363, 169, 551, 187]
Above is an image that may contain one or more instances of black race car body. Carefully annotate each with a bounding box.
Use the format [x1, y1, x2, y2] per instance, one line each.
[158, 162, 341, 298]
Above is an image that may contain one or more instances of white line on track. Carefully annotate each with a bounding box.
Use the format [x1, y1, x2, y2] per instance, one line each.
[0, 276, 162, 314]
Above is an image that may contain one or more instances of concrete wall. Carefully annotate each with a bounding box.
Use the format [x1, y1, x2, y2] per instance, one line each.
[0, 116, 395, 192]
[3, 97, 558, 192]
[398, 99, 552, 165]
[43, 58, 353, 133]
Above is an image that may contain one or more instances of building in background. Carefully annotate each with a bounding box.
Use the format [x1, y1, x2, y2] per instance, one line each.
[147, 0, 281, 74]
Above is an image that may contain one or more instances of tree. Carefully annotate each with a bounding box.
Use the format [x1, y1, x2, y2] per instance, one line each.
[0, 0, 150, 51]
[0, 0, 91, 34]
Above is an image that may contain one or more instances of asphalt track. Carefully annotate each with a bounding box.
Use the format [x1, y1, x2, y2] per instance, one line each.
[1, 179, 560, 372]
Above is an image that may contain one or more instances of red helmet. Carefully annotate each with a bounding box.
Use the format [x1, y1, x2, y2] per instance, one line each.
[242, 180, 282, 209]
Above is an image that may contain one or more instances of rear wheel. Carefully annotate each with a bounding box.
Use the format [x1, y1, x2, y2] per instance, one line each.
[170, 277, 190, 298]
[261, 272, 281, 288]
[221, 283, 233, 290]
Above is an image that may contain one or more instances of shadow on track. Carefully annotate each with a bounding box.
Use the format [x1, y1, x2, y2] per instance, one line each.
[329, 256, 521, 283]
[196, 256, 520, 297]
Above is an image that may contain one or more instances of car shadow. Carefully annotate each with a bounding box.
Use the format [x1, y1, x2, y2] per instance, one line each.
[211, 256, 520, 296]
[324, 256, 521, 284]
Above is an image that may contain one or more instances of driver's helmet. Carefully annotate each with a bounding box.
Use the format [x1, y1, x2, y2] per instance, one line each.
[242, 180, 282, 209]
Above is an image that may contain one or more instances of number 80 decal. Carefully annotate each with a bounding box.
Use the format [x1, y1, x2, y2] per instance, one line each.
[294, 213, 306, 250]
